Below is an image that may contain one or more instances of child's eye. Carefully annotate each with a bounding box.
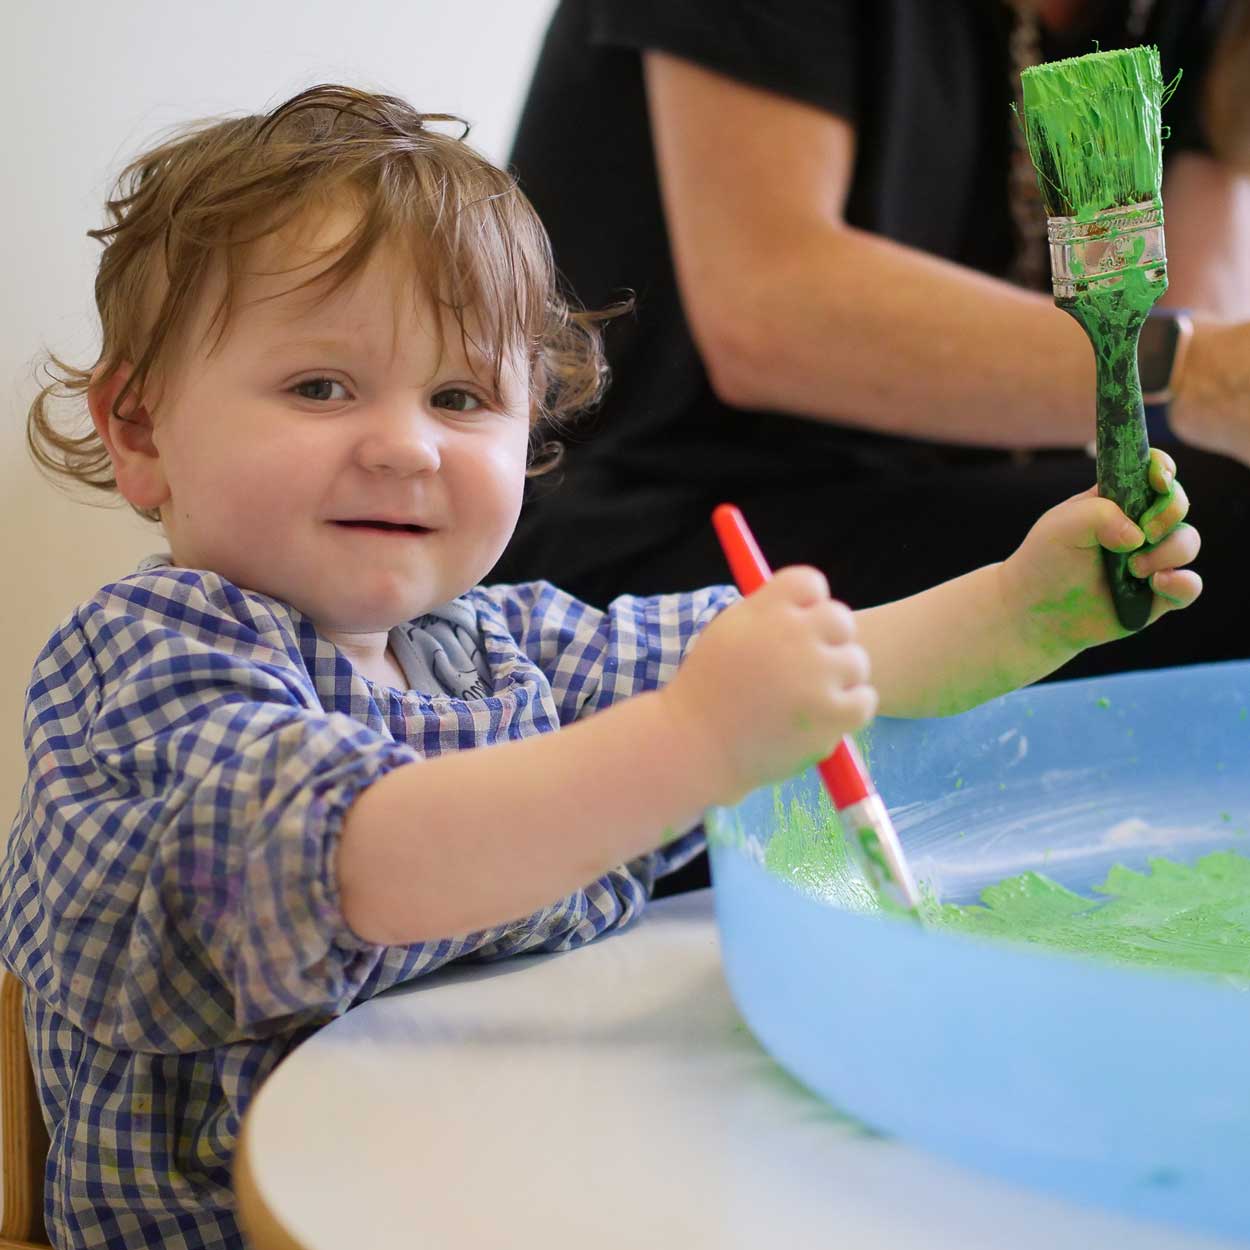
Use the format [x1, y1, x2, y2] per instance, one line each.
[291, 377, 351, 402]
[431, 388, 484, 413]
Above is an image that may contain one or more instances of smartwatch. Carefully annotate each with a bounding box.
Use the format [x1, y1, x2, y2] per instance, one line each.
[1138, 307, 1194, 445]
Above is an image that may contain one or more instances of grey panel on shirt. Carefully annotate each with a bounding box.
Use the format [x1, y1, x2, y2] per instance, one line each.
[137, 554, 493, 700]
[389, 599, 494, 699]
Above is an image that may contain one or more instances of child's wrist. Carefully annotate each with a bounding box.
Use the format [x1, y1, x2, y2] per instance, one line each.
[654, 685, 741, 809]
[994, 559, 1084, 673]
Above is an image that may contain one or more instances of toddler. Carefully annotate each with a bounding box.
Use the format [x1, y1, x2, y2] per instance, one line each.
[2, 85, 1200, 1250]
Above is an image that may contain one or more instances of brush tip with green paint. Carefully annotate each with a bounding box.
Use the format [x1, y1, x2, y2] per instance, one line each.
[1019, 46, 1167, 220]
[1018, 45, 1172, 632]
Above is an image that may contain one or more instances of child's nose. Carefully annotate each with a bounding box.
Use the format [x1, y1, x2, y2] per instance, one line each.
[355, 406, 442, 477]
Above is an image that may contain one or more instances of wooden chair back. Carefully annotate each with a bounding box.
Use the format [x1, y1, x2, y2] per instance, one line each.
[0, 973, 50, 1248]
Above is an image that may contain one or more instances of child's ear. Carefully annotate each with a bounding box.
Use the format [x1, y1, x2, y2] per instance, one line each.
[88, 363, 170, 512]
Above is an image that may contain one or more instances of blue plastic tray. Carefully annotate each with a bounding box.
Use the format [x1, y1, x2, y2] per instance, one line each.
[708, 660, 1250, 1242]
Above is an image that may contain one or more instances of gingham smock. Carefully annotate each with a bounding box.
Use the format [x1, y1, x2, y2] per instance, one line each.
[0, 560, 736, 1249]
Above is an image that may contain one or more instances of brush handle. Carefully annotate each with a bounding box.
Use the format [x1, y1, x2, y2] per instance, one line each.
[1059, 295, 1158, 632]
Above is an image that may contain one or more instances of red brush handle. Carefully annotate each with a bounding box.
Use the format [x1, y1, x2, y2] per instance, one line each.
[711, 504, 872, 810]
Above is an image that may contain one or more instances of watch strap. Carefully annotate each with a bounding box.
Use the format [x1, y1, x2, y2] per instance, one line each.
[1139, 307, 1193, 403]
[1139, 307, 1193, 445]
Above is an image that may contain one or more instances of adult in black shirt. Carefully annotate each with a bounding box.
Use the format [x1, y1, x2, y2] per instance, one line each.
[494, 0, 1250, 887]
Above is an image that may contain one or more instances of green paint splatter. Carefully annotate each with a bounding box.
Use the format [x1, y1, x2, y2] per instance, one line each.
[755, 785, 876, 912]
[857, 827, 893, 896]
[1097, 697, 1112, 709]
[749, 1055, 880, 1138]
[741, 786, 1250, 982]
[928, 852, 1250, 982]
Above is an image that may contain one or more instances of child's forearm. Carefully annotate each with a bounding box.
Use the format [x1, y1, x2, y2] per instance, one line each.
[855, 564, 1077, 718]
[337, 689, 717, 945]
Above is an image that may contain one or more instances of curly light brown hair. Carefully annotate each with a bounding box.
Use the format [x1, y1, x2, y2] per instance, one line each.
[29, 84, 618, 522]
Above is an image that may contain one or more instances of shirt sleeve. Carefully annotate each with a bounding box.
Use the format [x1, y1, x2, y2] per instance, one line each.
[1152, 0, 1228, 155]
[481, 579, 740, 883]
[483, 579, 740, 719]
[1, 569, 417, 1052]
[585, 0, 860, 123]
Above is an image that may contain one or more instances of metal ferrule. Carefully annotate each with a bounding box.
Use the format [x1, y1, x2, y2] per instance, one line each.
[840, 793, 921, 913]
[1047, 199, 1167, 299]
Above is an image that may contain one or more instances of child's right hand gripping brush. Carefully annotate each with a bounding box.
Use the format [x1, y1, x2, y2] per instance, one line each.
[1019, 45, 1173, 631]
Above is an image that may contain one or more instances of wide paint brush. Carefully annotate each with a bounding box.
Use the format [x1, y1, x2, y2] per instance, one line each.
[1019, 45, 1172, 631]
[712, 504, 921, 913]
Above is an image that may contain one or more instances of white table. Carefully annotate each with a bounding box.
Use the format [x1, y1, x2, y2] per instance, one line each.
[236, 891, 1241, 1250]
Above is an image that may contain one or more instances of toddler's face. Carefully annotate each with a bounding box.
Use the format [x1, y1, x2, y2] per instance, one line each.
[148, 207, 532, 633]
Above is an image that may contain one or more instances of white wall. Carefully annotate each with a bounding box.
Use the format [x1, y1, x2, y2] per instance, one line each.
[2, 0, 559, 825]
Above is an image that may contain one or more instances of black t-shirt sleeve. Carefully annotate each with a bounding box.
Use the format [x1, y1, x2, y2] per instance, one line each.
[584, 0, 860, 123]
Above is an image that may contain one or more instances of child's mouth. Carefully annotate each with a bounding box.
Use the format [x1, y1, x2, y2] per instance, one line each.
[334, 519, 431, 535]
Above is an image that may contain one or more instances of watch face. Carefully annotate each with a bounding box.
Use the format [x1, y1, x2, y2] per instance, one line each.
[1138, 311, 1183, 399]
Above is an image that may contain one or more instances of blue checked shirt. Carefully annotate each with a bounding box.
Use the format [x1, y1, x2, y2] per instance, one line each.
[1, 560, 737, 1249]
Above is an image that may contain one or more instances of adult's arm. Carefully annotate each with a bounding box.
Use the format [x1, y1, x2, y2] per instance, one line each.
[644, 51, 1250, 463]
[1160, 151, 1250, 318]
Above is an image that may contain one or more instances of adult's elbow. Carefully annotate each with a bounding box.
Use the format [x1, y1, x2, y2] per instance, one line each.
[696, 308, 772, 409]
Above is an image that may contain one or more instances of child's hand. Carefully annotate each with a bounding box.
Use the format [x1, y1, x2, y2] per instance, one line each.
[662, 567, 877, 805]
[1000, 448, 1202, 658]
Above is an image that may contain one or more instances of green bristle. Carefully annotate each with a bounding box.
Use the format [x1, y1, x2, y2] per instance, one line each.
[1019, 46, 1167, 219]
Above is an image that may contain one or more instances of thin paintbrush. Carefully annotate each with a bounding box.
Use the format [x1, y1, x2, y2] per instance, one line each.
[712, 504, 921, 913]
[1019, 45, 1173, 631]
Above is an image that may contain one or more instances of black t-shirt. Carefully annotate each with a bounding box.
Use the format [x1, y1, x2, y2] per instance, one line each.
[497, 0, 1228, 589]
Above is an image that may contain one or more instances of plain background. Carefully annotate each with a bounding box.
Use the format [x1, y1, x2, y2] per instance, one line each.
[2, 0, 561, 828]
